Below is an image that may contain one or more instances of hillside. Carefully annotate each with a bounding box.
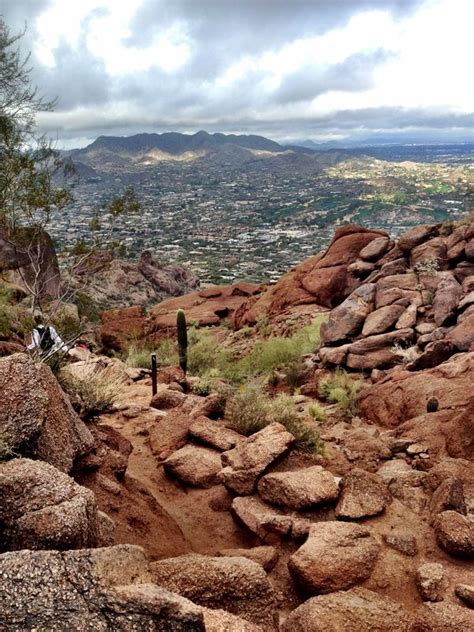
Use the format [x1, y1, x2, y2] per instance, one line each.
[0, 218, 473, 629]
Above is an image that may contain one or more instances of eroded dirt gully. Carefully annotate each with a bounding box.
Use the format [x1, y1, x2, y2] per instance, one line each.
[75, 369, 474, 623]
[77, 378, 257, 559]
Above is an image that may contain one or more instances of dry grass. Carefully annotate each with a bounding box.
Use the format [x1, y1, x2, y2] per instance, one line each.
[61, 364, 127, 419]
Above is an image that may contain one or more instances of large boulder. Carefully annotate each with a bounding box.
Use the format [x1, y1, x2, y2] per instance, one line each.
[0, 227, 60, 298]
[0, 544, 205, 630]
[422, 602, 474, 631]
[188, 417, 244, 452]
[0, 354, 93, 472]
[320, 284, 375, 344]
[234, 226, 386, 327]
[288, 522, 379, 594]
[361, 304, 406, 337]
[150, 554, 276, 630]
[257, 466, 339, 510]
[446, 312, 474, 351]
[219, 423, 295, 495]
[280, 588, 419, 632]
[0, 458, 110, 551]
[163, 444, 222, 488]
[433, 274, 463, 326]
[231, 495, 312, 542]
[345, 327, 415, 369]
[335, 468, 390, 519]
[358, 352, 474, 427]
[398, 224, 439, 252]
[433, 511, 474, 559]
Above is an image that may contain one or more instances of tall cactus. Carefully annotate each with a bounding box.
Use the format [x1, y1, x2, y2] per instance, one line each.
[176, 309, 188, 374]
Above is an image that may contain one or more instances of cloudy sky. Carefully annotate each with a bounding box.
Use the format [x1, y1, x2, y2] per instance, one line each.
[2, 0, 473, 148]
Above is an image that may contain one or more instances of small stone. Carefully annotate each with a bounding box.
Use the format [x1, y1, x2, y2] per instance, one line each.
[218, 546, 279, 572]
[455, 584, 474, 608]
[407, 443, 429, 456]
[416, 563, 445, 602]
[383, 532, 418, 557]
[434, 511, 474, 559]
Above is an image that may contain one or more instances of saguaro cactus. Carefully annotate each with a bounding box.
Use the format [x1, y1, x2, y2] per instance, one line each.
[177, 309, 188, 374]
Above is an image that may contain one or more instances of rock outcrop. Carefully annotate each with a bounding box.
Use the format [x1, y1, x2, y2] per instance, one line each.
[0, 354, 93, 472]
[150, 554, 277, 630]
[316, 220, 474, 370]
[233, 225, 387, 327]
[0, 458, 112, 551]
[0, 545, 205, 630]
[219, 423, 295, 495]
[73, 249, 199, 310]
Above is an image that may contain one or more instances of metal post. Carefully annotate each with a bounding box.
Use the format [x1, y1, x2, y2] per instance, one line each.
[151, 353, 157, 396]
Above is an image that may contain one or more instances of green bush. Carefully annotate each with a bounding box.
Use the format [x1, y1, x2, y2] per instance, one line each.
[187, 329, 233, 377]
[308, 403, 326, 422]
[192, 381, 212, 396]
[125, 339, 178, 369]
[225, 384, 323, 454]
[229, 315, 326, 382]
[319, 369, 361, 418]
[75, 292, 101, 323]
[225, 383, 269, 435]
[269, 394, 322, 453]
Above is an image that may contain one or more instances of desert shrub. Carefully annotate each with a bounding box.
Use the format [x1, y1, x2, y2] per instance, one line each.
[187, 329, 233, 377]
[0, 431, 16, 461]
[0, 305, 13, 336]
[75, 292, 101, 323]
[226, 384, 322, 453]
[60, 365, 127, 419]
[308, 403, 326, 422]
[283, 360, 306, 393]
[391, 342, 420, 364]
[412, 258, 440, 276]
[126, 339, 178, 369]
[191, 381, 212, 396]
[126, 344, 152, 369]
[231, 315, 326, 382]
[319, 369, 361, 418]
[256, 313, 271, 337]
[439, 220, 455, 236]
[225, 383, 270, 435]
[269, 394, 322, 453]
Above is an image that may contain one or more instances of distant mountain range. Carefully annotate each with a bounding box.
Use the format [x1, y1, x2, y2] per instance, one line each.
[81, 130, 284, 155]
[66, 130, 343, 174]
[65, 131, 474, 177]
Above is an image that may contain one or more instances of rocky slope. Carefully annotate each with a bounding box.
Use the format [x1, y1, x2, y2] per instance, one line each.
[72, 249, 199, 311]
[0, 218, 473, 630]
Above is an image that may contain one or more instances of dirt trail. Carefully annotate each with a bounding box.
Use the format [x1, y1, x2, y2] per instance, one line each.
[99, 379, 257, 557]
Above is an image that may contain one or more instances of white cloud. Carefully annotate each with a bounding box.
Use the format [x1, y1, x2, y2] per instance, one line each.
[21, 0, 474, 144]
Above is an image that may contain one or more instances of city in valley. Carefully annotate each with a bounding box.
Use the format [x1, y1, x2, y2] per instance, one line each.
[52, 134, 473, 284]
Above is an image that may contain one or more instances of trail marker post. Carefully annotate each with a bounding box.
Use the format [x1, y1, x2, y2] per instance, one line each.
[151, 353, 157, 396]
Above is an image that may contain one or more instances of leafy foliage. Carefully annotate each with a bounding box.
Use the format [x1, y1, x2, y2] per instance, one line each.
[319, 369, 361, 418]
[225, 383, 323, 454]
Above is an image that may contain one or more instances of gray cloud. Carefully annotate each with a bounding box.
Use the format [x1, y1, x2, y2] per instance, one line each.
[3, 0, 469, 146]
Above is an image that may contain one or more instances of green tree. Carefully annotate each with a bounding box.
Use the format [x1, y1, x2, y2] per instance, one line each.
[0, 18, 140, 319]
